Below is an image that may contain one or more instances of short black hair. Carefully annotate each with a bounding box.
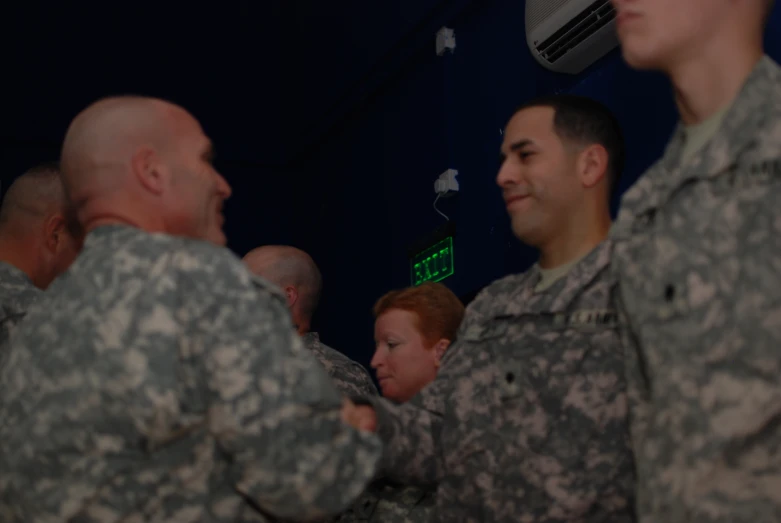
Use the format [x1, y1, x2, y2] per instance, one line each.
[0, 161, 63, 224]
[515, 94, 625, 199]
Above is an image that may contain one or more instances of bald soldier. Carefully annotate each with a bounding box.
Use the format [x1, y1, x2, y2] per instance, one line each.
[610, 0, 781, 520]
[244, 246, 381, 523]
[0, 96, 381, 522]
[244, 245, 377, 397]
[0, 163, 81, 350]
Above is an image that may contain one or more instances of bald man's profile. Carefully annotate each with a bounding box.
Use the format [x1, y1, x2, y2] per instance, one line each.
[0, 162, 82, 352]
[244, 245, 377, 398]
[60, 95, 230, 246]
[244, 244, 380, 522]
[0, 96, 381, 522]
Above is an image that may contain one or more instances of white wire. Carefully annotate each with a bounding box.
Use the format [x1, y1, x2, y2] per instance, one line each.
[433, 193, 449, 221]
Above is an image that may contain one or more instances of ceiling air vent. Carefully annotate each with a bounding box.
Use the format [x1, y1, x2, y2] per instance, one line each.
[526, 0, 619, 74]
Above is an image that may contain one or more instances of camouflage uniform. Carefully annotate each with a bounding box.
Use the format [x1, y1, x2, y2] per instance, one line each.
[364, 483, 434, 523]
[296, 336, 433, 522]
[247, 279, 383, 523]
[301, 332, 377, 398]
[0, 225, 382, 523]
[371, 484, 434, 522]
[0, 261, 41, 353]
[361, 242, 635, 522]
[301, 331, 383, 522]
[611, 55, 781, 522]
[334, 480, 434, 522]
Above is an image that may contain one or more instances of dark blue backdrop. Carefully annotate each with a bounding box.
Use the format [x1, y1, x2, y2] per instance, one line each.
[3, 1, 780, 374]
[274, 0, 781, 369]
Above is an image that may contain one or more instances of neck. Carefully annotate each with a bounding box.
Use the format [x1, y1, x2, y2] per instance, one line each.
[669, 37, 762, 125]
[296, 322, 310, 336]
[80, 203, 161, 237]
[0, 234, 41, 287]
[538, 207, 611, 269]
[292, 310, 311, 336]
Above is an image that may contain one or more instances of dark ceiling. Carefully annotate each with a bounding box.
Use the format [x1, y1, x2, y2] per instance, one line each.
[4, 1, 475, 173]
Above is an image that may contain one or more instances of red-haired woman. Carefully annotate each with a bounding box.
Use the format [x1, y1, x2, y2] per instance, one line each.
[365, 282, 465, 521]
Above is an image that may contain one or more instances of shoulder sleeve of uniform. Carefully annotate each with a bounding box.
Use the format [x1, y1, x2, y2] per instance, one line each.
[330, 358, 378, 398]
[338, 360, 378, 397]
[317, 342, 378, 398]
[172, 242, 382, 521]
[349, 360, 378, 396]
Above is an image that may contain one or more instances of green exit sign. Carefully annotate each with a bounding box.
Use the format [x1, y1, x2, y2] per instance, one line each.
[411, 237, 454, 286]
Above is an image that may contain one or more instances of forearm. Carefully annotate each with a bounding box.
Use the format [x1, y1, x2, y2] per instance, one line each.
[231, 405, 383, 521]
[367, 396, 444, 487]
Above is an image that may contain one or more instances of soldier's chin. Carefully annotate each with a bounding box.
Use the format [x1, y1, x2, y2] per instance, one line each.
[510, 220, 533, 242]
[619, 43, 664, 71]
[380, 382, 399, 402]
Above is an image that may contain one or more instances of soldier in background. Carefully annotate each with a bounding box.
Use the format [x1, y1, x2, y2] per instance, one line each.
[244, 245, 377, 397]
[0, 163, 81, 351]
[0, 95, 381, 522]
[245, 245, 380, 523]
[343, 95, 634, 522]
[361, 282, 465, 522]
[610, 0, 781, 520]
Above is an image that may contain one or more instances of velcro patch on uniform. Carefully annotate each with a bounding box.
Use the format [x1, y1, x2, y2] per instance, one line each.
[728, 158, 781, 185]
[745, 158, 781, 176]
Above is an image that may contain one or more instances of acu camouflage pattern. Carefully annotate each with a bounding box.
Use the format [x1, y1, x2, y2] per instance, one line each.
[0, 225, 382, 523]
[247, 282, 384, 523]
[0, 260, 41, 353]
[611, 55, 781, 522]
[333, 480, 434, 522]
[370, 483, 434, 522]
[296, 335, 435, 523]
[301, 332, 377, 398]
[296, 334, 382, 523]
[364, 242, 635, 522]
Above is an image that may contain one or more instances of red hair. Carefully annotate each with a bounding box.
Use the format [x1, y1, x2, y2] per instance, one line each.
[373, 282, 465, 347]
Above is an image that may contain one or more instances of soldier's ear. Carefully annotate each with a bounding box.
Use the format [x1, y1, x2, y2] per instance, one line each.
[132, 147, 167, 195]
[284, 286, 298, 308]
[43, 213, 66, 253]
[577, 143, 608, 190]
[433, 339, 450, 368]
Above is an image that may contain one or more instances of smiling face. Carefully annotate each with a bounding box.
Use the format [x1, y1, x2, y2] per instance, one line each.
[159, 109, 232, 246]
[496, 106, 582, 248]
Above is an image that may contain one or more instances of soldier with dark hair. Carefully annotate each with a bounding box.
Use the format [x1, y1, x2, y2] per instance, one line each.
[0, 163, 82, 351]
[343, 95, 634, 522]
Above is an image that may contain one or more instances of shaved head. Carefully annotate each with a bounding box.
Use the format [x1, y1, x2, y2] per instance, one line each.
[0, 163, 69, 231]
[243, 245, 322, 325]
[61, 96, 188, 206]
[0, 163, 82, 288]
[60, 95, 231, 245]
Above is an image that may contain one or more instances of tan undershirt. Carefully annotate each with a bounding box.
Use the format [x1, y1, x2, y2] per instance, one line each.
[535, 251, 589, 293]
[680, 104, 731, 164]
